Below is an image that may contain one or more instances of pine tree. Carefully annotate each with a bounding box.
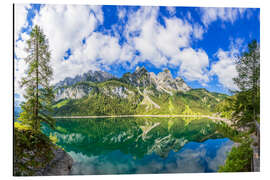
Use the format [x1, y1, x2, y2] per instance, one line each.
[19, 25, 55, 131]
[233, 40, 260, 133]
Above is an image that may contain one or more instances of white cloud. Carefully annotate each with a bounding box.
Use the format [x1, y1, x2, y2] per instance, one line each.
[33, 5, 102, 61]
[32, 4, 104, 83]
[14, 4, 30, 40]
[193, 23, 204, 40]
[117, 7, 127, 20]
[210, 49, 238, 90]
[123, 7, 208, 81]
[14, 32, 30, 103]
[15, 4, 211, 97]
[166, 6, 176, 16]
[210, 38, 246, 90]
[69, 32, 122, 67]
[200, 7, 247, 27]
[14, 58, 27, 103]
[15, 32, 29, 60]
[171, 48, 209, 83]
[16, 4, 135, 88]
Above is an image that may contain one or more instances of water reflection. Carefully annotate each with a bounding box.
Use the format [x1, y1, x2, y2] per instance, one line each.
[42, 117, 234, 174]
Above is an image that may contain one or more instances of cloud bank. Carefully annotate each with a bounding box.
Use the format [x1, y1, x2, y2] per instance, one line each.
[14, 4, 257, 101]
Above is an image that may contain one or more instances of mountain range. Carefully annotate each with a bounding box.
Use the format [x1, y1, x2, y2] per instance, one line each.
[52, 67, 227, 116]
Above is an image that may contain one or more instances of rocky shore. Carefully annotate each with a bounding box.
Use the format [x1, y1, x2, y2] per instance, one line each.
[14, 127, 73, 176]
[42, 147, 73, 176]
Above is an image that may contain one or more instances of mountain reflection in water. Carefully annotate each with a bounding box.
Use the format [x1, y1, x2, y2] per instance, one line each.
[42, 117, 234, 174]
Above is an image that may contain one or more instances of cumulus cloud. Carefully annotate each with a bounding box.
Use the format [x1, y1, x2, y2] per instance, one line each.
[210, 49, 238, 90]
[123, 6, 208, 82]
[14, 32, 30, 103]
[32, 4, 104, 83]
[210, 38, 245, 90]
[17, 4, 248, 100]
[15, 4, 30, 40]
[117, 6, 127, 20]
[200, 7, 248, 27]
[68, 32, 125, 71]
[171, 48, 209, 83]
[15, 5, 211, 89]
[193, 23, 204, 40]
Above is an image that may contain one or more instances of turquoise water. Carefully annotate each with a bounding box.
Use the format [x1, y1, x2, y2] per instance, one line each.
[42, 117, 234, 174]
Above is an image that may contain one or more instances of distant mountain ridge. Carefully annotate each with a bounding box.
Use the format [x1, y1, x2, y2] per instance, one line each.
[55, 70, 115, 88]
[52, 67, 228, 116]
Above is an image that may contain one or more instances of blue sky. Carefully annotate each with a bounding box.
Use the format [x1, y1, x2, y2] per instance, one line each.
[14, 4, 260, 102]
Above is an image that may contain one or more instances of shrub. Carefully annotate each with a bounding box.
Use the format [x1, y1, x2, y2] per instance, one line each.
[218, 141, 252, 172]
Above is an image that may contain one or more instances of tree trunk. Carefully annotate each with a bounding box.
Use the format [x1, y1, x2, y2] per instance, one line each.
[35, 30, 39, 131]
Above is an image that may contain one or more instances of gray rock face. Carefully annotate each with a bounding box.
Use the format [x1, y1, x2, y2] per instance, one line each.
[14, 146, 73, 176]
[43, 147, 73, 176]
[55, 84, 93, 101]
[102, 86, 134, 99]
[155, 70, 191, 93]
[123, 67, 191, 94]
[55, 70, 115, 88]
[54, 67, 191, 102]
[128, 66, 152, 87]
[110, 86, 128, 98]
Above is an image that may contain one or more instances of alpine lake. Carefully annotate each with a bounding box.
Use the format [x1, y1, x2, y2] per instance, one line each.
[42, 117, 235, 175]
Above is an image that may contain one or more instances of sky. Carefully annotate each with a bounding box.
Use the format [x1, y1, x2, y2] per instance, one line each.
[14, 4, 260, 104]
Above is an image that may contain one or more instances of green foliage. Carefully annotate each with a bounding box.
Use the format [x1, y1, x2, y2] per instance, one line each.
[218, 141, 253, 172]
[231, 90, 259, 129]
[14, 121, 32, 131]
[19, 25, 55, 131]
[232, 40, 260, 132]
[170, 118, 220, 141]
[215, 96, 235, 119]
[53, 91, 142, 116]
[215, 41, 260, 173]
[49, 133, 58, 144]
[14, 126, 55, 176]
[52, 99, 69, 108]
[182, 105, 194, 115]
[53, 85, 228, 116]
[14, 26, 59, 176]
[233, 40, 260, 92]
[215, 122, 242, 142]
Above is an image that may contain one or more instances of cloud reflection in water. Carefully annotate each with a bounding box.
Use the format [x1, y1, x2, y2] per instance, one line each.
[69, 138, 234, 174]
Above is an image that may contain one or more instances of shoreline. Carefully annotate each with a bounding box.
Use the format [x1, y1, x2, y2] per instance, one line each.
[53, 114, 231, 124]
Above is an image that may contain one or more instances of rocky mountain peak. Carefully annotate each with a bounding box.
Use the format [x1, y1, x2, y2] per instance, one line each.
[134, 66, 147, 75]
[55, 67, 191, 102]
[157, 69, 173, 82]
[55, 70, 115, 88]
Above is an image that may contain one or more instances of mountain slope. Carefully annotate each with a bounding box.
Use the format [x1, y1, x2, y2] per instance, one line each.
[52, 67, 228, 116]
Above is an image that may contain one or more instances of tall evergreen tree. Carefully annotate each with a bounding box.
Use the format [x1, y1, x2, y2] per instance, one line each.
[18, 25, 55, 131]
[232, 40, 260, 133]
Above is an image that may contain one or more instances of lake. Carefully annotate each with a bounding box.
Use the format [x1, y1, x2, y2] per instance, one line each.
[42, 117, 234, 174]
